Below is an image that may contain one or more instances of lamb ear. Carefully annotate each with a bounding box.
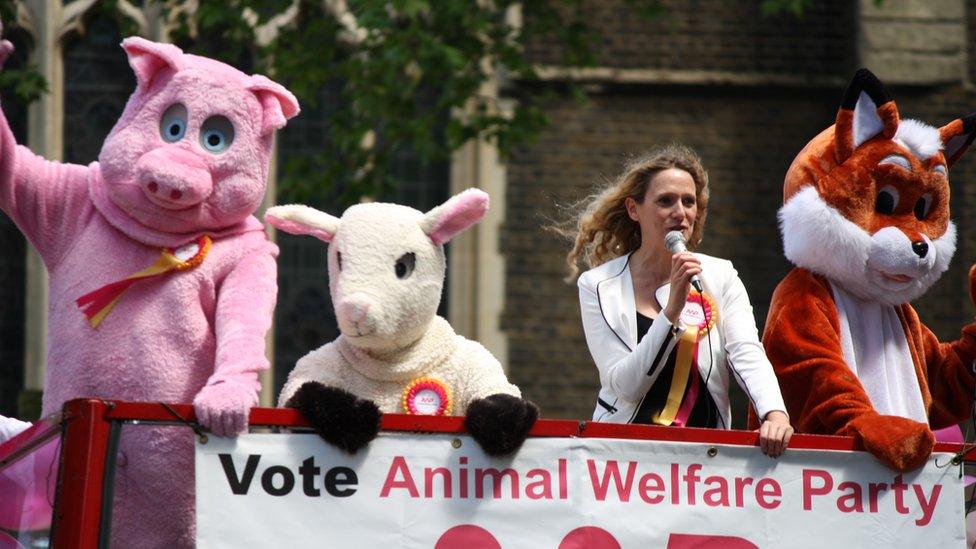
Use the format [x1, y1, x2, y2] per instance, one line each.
[834, 68, 900, 163]
[265, 205, 340, 243]
[121, 37, 183, 91]
[939, 114, 976, 167]
[419, 188, 489, 245]
[247, 75, 301, 135]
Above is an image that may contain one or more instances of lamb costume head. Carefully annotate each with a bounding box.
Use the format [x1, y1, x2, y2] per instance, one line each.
[271, 192, 472, 351]
[268, 189, 538, 456]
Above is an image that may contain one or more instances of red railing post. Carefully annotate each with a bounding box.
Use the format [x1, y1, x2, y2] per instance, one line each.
[51, 399, 115, 548]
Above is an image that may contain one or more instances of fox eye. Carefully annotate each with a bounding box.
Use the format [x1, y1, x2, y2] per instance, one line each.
[395, 252, 416, 279]
[932, 164, 947, 177]
[914, 194, 933, 220]
[875, 187, 899, 215]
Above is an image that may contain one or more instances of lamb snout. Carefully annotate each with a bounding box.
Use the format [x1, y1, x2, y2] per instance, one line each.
[337, 294, 377, 337]
[136, 147, 213, 209]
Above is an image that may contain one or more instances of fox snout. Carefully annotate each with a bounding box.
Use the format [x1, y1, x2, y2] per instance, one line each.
[866, 227, 936, 280]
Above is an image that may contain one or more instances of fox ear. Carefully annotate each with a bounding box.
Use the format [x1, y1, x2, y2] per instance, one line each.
[834, 68, 900, 163]
[939, 114, 976, 167]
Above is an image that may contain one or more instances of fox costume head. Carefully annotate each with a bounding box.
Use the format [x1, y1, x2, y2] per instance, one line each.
[779, 69, 976, 305]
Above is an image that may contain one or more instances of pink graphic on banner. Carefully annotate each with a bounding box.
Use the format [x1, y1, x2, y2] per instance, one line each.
[559, 526, 621, 549]
[435, 524, 501, 549]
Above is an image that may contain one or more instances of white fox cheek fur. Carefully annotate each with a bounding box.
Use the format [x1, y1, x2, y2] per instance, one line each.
[780, 185, 956, 306]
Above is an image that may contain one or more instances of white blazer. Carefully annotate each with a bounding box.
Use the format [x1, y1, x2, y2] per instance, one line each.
[578, 252, 786, 428]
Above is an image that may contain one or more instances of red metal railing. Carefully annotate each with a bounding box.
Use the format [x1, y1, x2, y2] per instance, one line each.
[0, 398, 972, 547]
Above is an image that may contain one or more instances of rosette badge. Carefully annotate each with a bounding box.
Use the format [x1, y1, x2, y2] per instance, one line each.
[680, 290, 718, 337]
[76, 235, 212, 327]
[402, 377, 453, 416]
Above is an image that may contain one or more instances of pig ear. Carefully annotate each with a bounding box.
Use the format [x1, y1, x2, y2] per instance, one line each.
[247, 75, 300, 135]
[265, 204, 339, 243]
[939, 114, 976, 167]
[419, 188, 489, 245]
[121, 37, 183, 90]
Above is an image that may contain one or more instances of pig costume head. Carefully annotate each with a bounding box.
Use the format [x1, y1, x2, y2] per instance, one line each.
[94, 37, 298, 240]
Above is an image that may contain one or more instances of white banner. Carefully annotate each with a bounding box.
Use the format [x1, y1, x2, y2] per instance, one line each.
[196, 433, 964, 548]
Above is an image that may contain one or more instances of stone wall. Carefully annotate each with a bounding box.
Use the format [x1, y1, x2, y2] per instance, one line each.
[526, 0, 855, 79]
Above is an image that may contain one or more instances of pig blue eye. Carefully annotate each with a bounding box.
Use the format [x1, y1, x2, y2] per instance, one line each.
[159, 103, 187, 143]
[200, 116, 235, 154]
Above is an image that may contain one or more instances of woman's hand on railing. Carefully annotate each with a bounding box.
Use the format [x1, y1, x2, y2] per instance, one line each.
[759, 410, 793, 458]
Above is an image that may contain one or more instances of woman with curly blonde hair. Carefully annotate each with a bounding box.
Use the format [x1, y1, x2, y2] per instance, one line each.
[566, 144, 792, 457]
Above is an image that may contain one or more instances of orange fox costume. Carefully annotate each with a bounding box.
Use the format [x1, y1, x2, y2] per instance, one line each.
[764, 69, 976, 471]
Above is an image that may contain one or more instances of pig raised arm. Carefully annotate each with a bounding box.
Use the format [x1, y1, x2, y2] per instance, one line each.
[0, 31, 96, 267]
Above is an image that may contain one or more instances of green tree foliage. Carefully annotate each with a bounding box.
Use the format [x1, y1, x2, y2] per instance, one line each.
[0, 3, 46, 104]
[168, 0, 666, 205]
[0, 0, 814, 205]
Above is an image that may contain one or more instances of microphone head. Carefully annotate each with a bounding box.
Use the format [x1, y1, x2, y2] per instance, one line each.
[664, 230, 687, 253]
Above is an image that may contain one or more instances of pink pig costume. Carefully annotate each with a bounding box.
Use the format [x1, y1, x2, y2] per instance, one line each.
[0, 36, 298, 546]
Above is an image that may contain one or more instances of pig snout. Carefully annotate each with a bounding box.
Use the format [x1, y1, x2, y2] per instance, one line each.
[136, 147, 213, 209]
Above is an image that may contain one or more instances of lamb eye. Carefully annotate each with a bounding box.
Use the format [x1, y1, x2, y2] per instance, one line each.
[395, 252, 416, 279]
[875, 187, 899, 215]
[336, 251, 343, 271]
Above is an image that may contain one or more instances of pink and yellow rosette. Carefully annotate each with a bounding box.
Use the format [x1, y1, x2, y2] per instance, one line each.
[76, 235, 212, 328]
[685, 290, 718, 335]
[401, 377, 453, 416]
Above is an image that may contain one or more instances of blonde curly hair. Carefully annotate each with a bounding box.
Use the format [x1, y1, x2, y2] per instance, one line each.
[559, 144, 710, 280]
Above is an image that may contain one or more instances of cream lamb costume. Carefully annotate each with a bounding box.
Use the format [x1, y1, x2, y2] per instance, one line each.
[269, 189, 538, 455]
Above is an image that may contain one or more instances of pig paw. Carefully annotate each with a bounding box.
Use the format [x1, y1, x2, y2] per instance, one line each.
[193, 381, 257, 437]
[285, 382, 381, 454]
[849, 414, 934, 472]
[465, 394, 539, 456]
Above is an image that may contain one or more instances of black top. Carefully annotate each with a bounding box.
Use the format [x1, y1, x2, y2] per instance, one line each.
[631, 312, 719, 428]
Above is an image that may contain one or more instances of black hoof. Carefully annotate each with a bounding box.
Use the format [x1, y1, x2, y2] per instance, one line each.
[464, 394, 539, 456]
[286, 382, 381, 453]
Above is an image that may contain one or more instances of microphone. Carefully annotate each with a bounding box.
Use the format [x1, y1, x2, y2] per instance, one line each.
[665, 230, 703, 293]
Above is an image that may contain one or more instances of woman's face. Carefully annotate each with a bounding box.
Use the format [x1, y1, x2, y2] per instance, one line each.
[625, 167, 698, 251]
